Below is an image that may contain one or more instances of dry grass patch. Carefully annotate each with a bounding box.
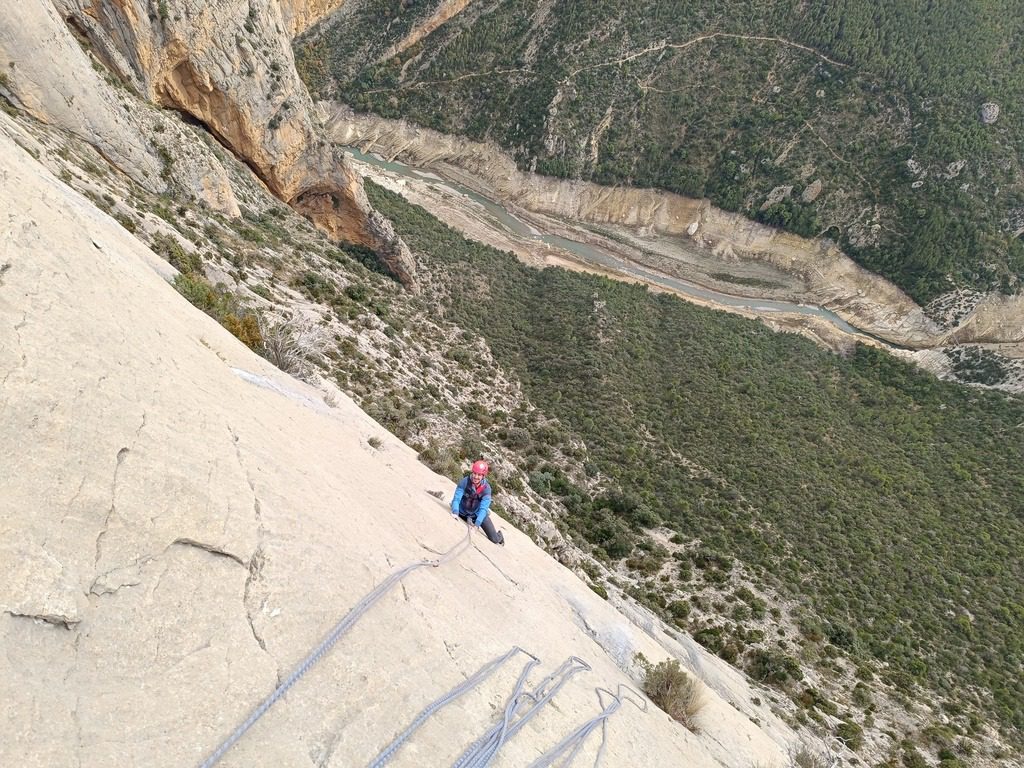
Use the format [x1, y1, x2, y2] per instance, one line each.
[642, 658, 706, 731]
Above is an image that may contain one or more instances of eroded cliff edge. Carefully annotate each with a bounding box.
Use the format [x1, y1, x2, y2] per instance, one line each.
[323, 107, 1024, 351]
[0, 0, 417, 289]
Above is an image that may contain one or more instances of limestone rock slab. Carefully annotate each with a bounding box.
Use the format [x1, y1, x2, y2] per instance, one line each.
[0, 119, 795, 767]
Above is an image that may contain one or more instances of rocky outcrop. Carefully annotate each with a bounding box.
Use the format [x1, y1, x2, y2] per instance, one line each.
[760, 184, 793, 210]
[379, 0, 476, 61]
[324, 107, 1024, 348]
[279, 0, 349, 37]
[1, 0, 416, 289]
[0, 113, 800, 768]
[293, 172, 419, 287]
[0, 2, 238, 214]
[800, 179, 823, 203]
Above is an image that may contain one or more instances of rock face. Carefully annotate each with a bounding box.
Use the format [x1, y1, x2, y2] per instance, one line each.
[279, 0, 349, 37]
[325, 108, 1024, 349]
[1, 0, 416, 289]
[0, 116, 799, 767]
[760, 184, 793, 210]
[378, 0, 476, 60]
[801, 179, 823, 203]
[0, 2, 238, 214]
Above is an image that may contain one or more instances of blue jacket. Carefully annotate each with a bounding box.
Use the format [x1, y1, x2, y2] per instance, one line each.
[451, 475, 492, 526]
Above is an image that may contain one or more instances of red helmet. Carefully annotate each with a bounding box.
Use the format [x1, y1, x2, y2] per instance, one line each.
[471, 460, 490, 476]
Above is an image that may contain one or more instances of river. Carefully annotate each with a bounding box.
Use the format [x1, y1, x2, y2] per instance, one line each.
[344, 147, 861, 335]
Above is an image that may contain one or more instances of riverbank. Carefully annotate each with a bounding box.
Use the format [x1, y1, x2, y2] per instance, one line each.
[347, 151, 879, 356]
[324, 107, 1024, 392]
[320, 106, 1024, 349]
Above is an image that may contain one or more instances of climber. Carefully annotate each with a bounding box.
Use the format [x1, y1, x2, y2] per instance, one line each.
[451, 459, 505, 546]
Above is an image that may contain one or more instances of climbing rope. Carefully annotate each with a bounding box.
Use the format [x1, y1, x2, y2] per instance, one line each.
[367, 646, 539, 768]
[526, 685, 647, 768]
[452, 656, 593, 768]
[451, 654, 542, 768]
[197, 529, 473, 768]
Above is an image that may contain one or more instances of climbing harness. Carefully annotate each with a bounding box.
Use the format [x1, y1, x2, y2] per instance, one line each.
[197, 529, 473, 768]
[367, 646, 539, 768]
[452, 656, 592, 768]
[526, 685, 647, 768]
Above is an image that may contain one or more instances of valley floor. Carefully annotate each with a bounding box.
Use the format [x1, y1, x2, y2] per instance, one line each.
[347, 152, 1024, 393]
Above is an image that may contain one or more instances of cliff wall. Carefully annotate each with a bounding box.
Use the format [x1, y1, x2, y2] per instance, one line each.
[0, 0, 417, 288]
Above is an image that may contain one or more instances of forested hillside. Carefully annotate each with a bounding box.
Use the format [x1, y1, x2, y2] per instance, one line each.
[364, 179, 1024, 751]
[297, 0, 1024, 306]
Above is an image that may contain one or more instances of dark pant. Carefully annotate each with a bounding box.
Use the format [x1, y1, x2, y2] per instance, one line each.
[461, 513, 504, 545]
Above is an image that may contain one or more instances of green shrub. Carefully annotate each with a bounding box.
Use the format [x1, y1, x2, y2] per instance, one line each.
[745, 649, 804, 686]
[693, 626, 725, 655]
[173, 273, 219, 312]
[152, 233, 202, 275]
[852, 681, 873, 708]
[249, 283, 274, 302]
[417, 441, 460, 479]
[835, 720, 860, 753]
[625, 553, 664, 575]
[667, 599, 691, 621]
[573, 506, 634, 559]
[790, 746, 828, 768]
[153, 142, 174, 183]
[113, 212, 137, 233]
[901, 744, 929, 768]
[588, 582, 608, 600]
[345, 282, 370, 303]
[294, 271, 336, 301]
[172, 273, 261, 349]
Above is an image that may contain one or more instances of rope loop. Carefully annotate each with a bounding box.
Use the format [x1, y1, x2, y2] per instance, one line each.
[368, 646, 538, 768]
[452, 656, 592, 768]
[197, 528, 473, 768]
[526, 683, 647, 768]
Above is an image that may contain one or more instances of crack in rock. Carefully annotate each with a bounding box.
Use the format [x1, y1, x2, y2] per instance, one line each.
[384, 553, 410, 602]
[65, 475, 88, 520]
[566, 600, 600, 642]
[171, 537, 246, 566]
[93, 445, 130, 569]
[4, 608, 78, 629]
[243, 546, 269, 654]
[227, 424, 265, 530]
[72, 694, 83, 768]
[469, 542, 521, 588]
[228, 425, 276, 682]
[93, 413, 148, 571]
[457, 562, 517, 601]
[443, 639, 459, 662]
[2, 311, 28, 388]
[311, 728, 345, 768]
[66, 630, 84, 767]
[89, 555, 155, 596]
